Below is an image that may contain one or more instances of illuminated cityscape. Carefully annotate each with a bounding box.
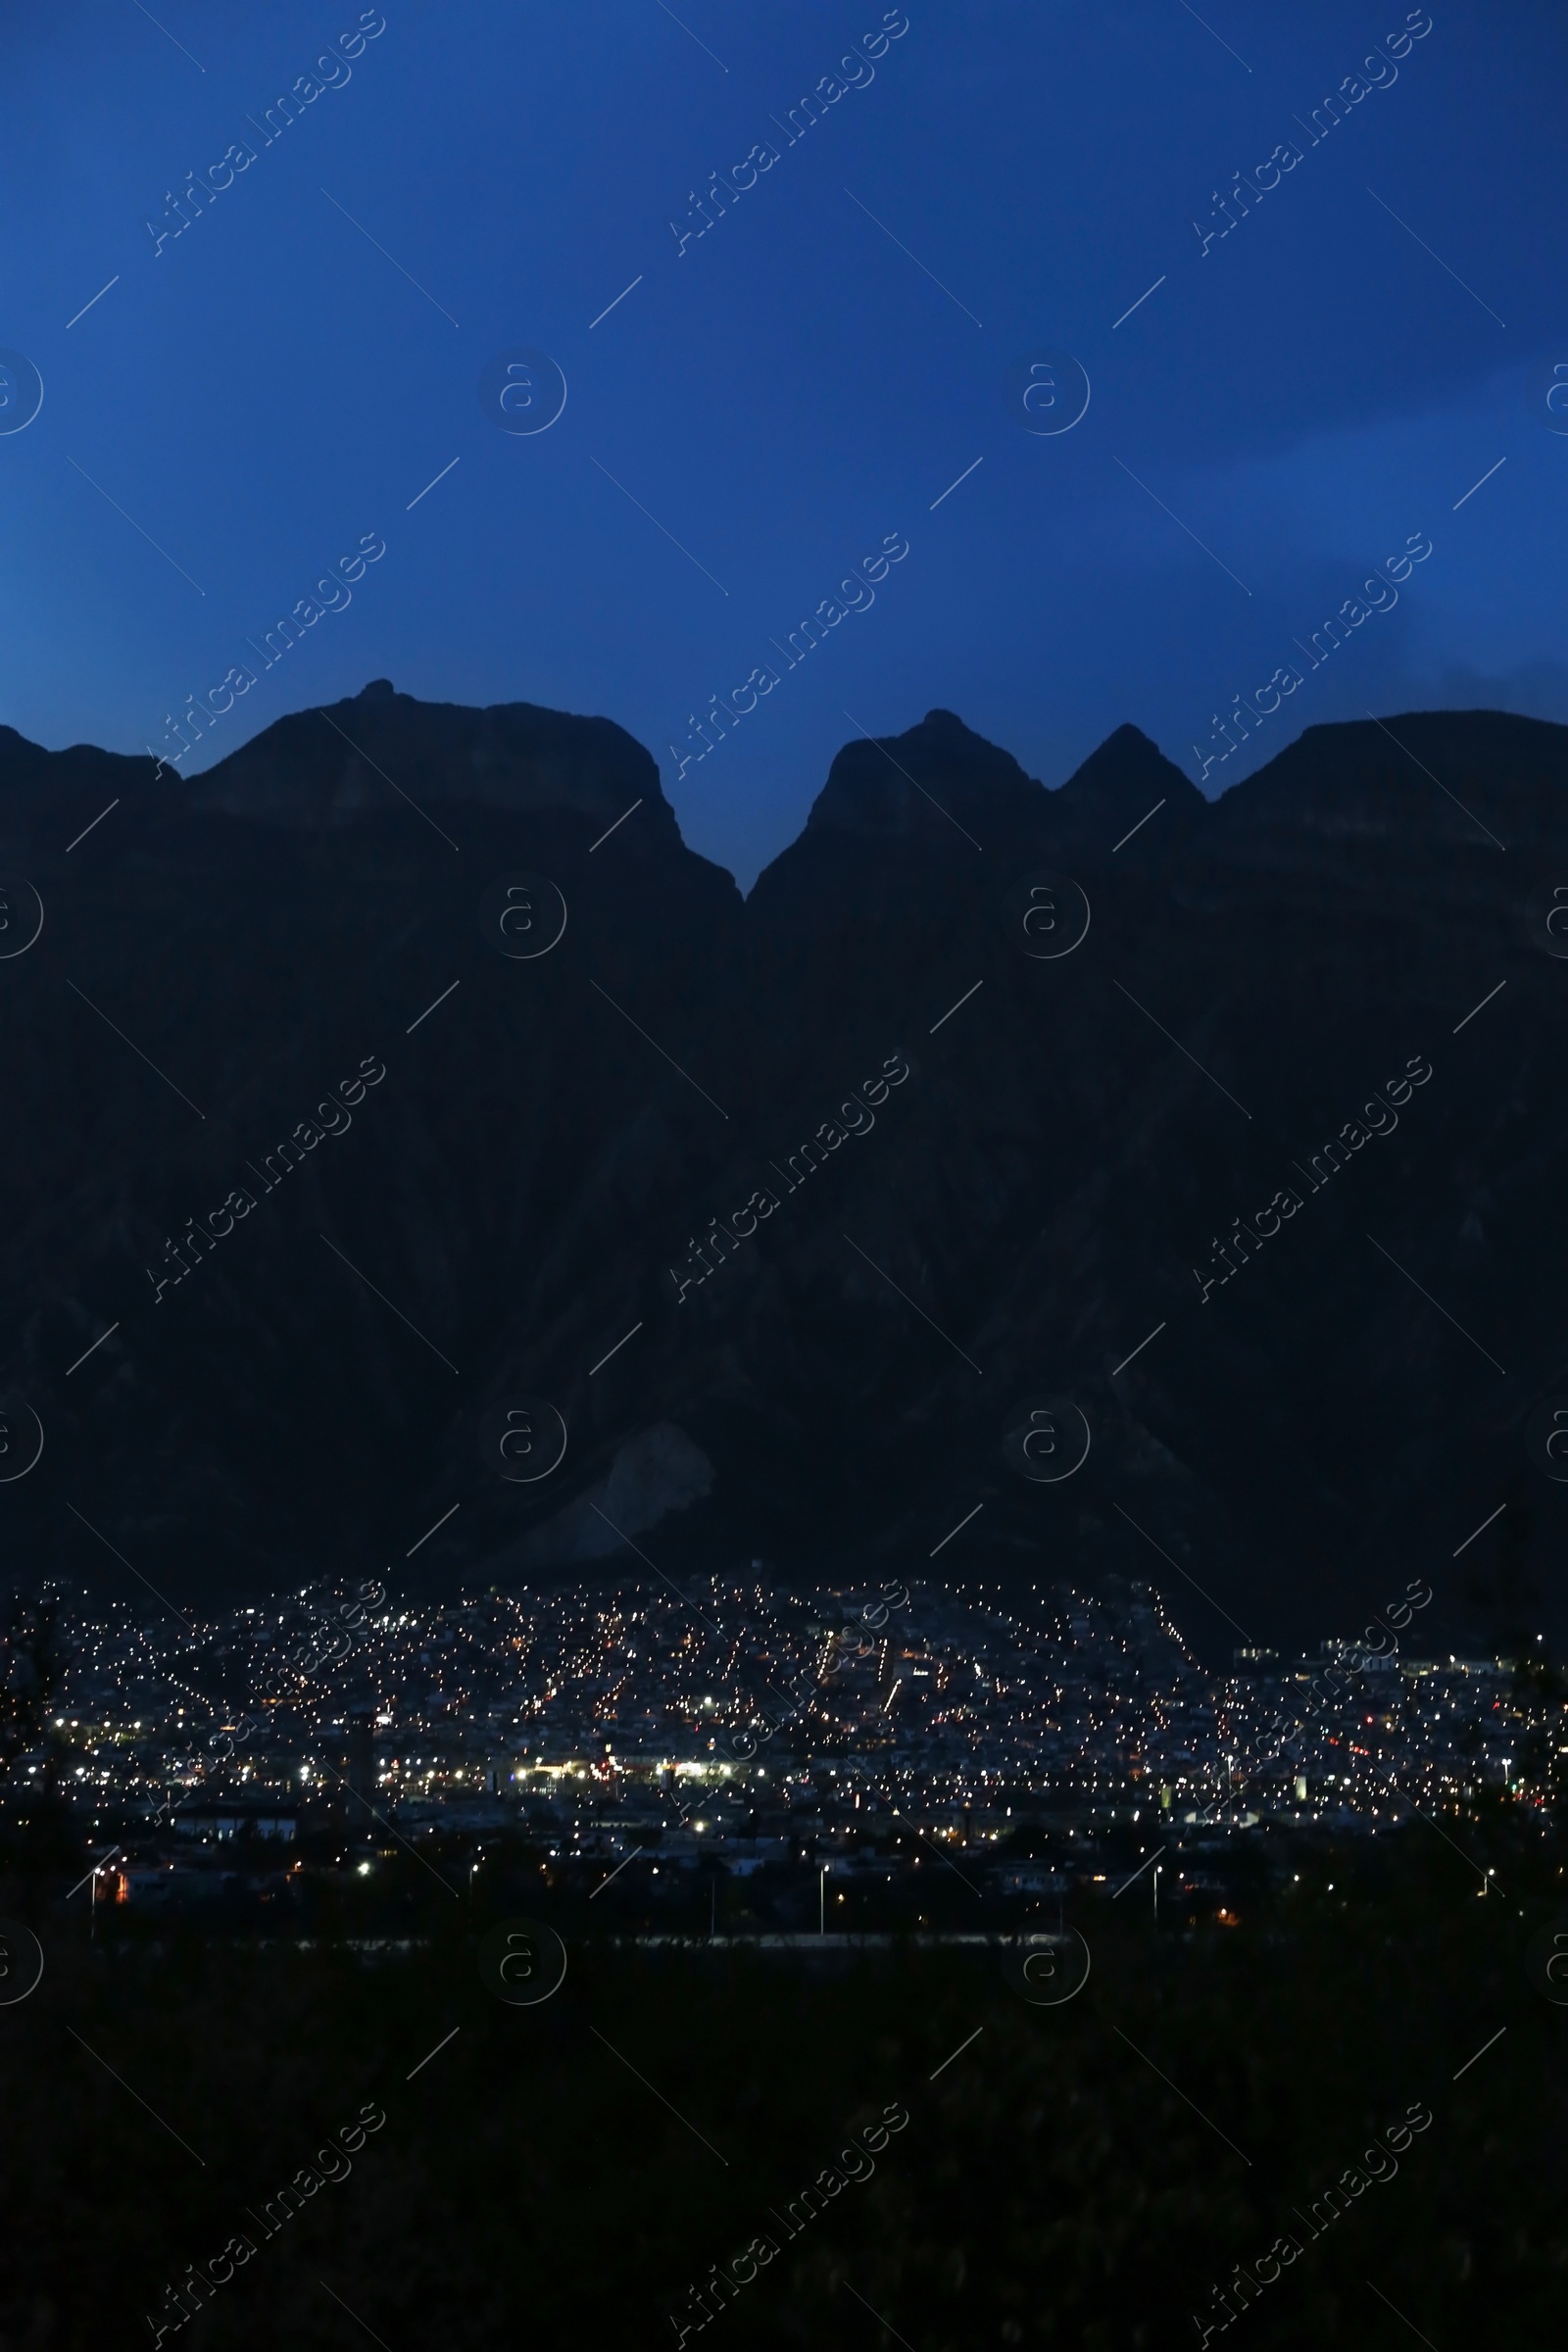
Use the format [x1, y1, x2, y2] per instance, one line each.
[11, 1571, 1544, 1916]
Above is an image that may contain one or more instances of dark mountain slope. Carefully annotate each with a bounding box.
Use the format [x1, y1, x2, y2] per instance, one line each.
[1, 692, 1564, 1663]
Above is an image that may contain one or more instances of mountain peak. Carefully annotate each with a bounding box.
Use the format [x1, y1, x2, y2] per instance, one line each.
[1057, 723, 1202, 807]
[191, 689, 675, 835]
[805, 710, 1044, 839]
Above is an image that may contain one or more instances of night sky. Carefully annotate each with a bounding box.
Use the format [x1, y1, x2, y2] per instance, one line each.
[2, 1, 1564, 885]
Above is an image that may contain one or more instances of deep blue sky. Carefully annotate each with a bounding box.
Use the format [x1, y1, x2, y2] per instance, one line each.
[3, 1, 1564, 885]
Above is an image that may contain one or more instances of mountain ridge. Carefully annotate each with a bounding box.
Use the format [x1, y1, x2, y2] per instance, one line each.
[0, 690, 1561, 1667]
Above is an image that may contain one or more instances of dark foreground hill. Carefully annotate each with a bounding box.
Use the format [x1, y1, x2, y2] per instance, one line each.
[2, 685, 1565, 1659]
[1, 1838, 1557, 2352]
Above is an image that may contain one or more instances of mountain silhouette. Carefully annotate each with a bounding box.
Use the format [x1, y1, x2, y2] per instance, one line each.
[1, 689, 1562, 1662]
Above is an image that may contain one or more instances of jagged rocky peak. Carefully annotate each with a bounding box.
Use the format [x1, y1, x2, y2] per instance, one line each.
[190, 683, 676, 833]
[1041, 721, 1209, 859]
[805, 708, 1047, 837]
[1056, 721, 1204, 811]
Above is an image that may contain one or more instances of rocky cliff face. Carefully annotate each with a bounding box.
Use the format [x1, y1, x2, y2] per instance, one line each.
[1, 686, 1562, 1661]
